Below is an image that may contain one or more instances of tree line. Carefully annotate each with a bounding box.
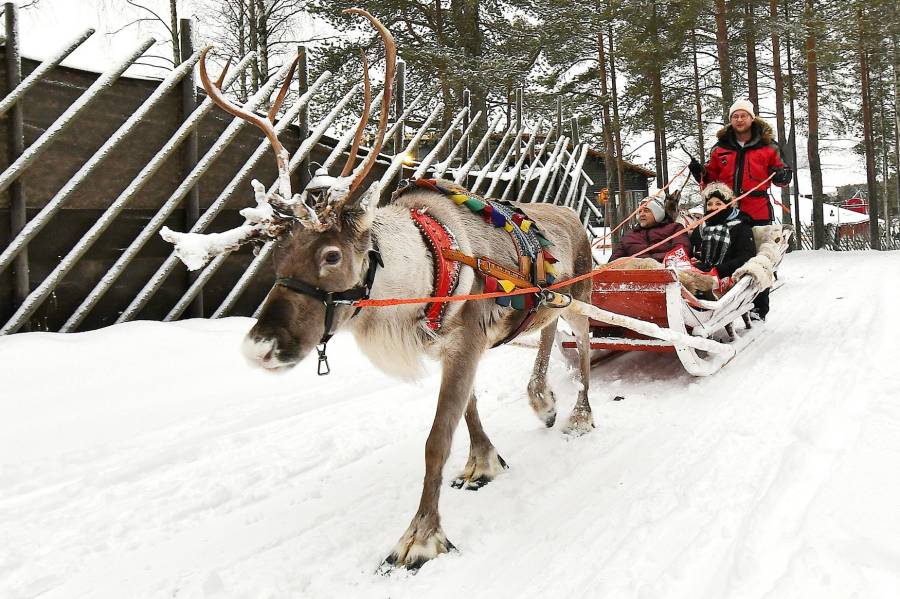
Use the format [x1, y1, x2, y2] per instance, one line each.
[114, 0, 899, 249]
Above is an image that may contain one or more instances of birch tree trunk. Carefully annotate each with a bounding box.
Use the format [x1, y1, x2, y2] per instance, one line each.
[249, 0, 259, 92]
[170, 0, 180, 63]
[653, 121, 663, 186]
[653, 70, 669, 185]
[893, 36, 900, 240]
[257, 0, 269, 84]
[238, 1, 247, 101]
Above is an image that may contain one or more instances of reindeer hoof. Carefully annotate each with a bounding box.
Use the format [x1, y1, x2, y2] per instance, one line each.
[451, 449, 508, 491]
[379, 526, 457, 574]
[543, 411, 557, 428]
[528, 382, 557, 428]
[562, 410, 595, 437]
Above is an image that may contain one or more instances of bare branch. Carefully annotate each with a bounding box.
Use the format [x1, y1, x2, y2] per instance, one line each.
[124, 0, 173, 35]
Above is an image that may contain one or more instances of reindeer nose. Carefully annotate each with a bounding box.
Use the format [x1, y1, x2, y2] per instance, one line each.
[242, 334, 278, 366]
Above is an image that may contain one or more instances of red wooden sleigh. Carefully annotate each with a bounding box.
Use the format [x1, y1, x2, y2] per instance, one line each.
[559, 230, 791, 376]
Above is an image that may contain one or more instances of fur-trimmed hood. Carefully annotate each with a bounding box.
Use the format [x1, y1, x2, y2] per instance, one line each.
[701, 181, 735, 202]
[715, 117, 775, 148]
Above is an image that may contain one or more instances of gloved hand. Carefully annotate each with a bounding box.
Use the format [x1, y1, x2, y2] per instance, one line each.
[688, 157, 705, 182]
[770, 166, 792, 185]
[694, 261, 713, 272]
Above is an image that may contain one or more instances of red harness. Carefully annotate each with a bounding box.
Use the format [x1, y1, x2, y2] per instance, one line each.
[410, 209, 461, 331]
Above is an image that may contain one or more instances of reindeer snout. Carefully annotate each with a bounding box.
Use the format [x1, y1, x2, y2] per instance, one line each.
[242, 334, 282, 369]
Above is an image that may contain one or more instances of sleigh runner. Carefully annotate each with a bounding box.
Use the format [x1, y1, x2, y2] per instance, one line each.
[559, 225, 792, 376]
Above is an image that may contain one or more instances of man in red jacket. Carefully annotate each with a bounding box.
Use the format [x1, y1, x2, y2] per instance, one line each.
[689, 100, 791, 225]
[689, 99, 791, 319]
[608, 196, 690, 262]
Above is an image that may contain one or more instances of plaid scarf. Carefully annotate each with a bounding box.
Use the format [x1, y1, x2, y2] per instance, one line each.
[698, 208, 740, 266]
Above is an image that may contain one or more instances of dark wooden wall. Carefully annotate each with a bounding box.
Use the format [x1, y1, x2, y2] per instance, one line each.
[0, 50, 386, 332]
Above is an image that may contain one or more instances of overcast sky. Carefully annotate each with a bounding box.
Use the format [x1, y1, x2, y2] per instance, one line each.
[17, 0, 197, 75]
[15, 0, 327, 76]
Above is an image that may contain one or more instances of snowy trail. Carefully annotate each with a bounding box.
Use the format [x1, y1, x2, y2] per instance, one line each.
[1, 251, 899, 599]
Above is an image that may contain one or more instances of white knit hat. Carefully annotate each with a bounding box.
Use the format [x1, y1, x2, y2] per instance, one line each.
[642, 196, 666, 223]
[729, 99, 755, 119]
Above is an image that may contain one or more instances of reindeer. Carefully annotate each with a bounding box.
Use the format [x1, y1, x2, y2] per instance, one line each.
[162, 8, 595, 572]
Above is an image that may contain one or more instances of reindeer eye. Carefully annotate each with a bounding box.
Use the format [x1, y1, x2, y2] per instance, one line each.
[323, 250, 342, 265]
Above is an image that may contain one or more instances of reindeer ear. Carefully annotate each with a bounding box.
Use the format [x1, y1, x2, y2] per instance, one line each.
[341, 186, 378, 232]
[665, 191, 680, 220]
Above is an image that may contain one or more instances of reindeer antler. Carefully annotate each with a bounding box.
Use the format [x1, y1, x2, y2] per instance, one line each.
[160, 51, 307, 270]
[336, 8, 396, 207]
[199, 47, 299, 199]
[340, 48, 373, 178]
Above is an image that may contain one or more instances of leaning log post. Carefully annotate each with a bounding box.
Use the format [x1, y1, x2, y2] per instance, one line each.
[391, 60, 406, 191]
[461, 88, 471, 167]
[514, 87, 522, 197]
[393, 60, 406, 156]
[556, 97, 563, 143]
[297, 45, 310, 190]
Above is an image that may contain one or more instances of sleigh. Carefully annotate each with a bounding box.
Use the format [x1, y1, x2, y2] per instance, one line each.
[559, 228, 792, 376]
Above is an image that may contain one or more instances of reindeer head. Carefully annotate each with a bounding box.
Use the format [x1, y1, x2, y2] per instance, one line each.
[162, 8, 396, 371]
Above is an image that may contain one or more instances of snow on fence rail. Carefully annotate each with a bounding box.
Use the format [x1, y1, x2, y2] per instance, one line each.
[0, 5, 599, 334]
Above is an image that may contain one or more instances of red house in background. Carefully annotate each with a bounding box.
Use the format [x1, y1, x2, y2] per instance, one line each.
[843, 193, 868, 215]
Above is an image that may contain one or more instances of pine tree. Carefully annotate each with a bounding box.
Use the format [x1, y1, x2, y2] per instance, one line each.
[307, 0, 545, 133]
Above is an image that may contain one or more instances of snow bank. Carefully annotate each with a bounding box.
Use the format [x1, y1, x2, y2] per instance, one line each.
[1, 251, 899, 598]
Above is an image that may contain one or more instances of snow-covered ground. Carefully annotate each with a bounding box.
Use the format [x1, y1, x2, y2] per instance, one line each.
[2, 250, 899, 599]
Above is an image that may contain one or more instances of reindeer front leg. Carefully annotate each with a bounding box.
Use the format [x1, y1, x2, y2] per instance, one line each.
[528, 317, 560, 427]
[381, 332, 485, 572]
[451, 393, 509, 490]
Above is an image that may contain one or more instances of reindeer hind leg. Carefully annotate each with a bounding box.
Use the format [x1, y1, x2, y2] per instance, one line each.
[560, 308, 595, 436]
[528, 317, 559, 427]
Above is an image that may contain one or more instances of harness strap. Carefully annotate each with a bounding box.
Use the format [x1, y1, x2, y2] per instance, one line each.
[274, 246, 381, 375]
[443, 249, 533, 289]
[410, 209, 461, 331]
[441, 248, 546, 347]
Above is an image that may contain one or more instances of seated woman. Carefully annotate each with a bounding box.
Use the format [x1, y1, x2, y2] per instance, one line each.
[690, 182, 756, 280]
[608, 195, 691, 262]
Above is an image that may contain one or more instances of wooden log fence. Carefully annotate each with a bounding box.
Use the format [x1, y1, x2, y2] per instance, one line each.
[0, 9, 625, 335]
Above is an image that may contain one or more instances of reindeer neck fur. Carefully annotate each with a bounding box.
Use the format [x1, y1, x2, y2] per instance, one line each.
[347, 188, 479, 380]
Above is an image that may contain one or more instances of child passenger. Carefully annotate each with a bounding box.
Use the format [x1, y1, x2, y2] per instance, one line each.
[690, 183, 756, 280]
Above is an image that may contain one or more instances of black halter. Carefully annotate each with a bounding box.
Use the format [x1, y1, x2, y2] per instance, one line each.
[273, 246, 382, 376]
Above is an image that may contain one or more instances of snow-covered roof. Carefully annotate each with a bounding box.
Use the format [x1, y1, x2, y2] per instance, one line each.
[793, 196, 868, 226]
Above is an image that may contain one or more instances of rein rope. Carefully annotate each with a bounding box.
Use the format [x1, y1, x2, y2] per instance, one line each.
[353, 173, 775, 309]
